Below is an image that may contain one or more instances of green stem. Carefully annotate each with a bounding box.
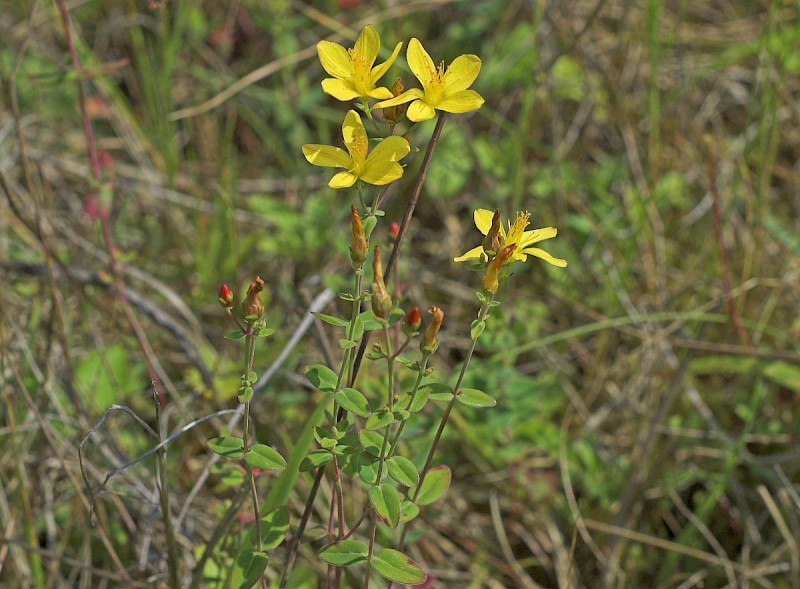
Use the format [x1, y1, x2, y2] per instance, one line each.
[387, 353, 430, 458]
[154, 391, 181, 589]
[396, 294, 495, 553]
[241, 330, 264, 570]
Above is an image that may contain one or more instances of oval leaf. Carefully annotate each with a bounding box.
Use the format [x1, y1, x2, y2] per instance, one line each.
[336, 387, 370, 417]
[400, 500, 420, 523]
[365, 408, 394, 430]
[258, 507, 290, 551]
[387, 456, 419, 487]
[305, 364, 338, 392]
[318, 539, 368, 566]
[369, 483, 401, 528]
[358, 430, 386, 457]
[456, 388, 497, 408]
[208, 436, 244, 459]
[300, 449, 333, 472]
[413, 465, 451, 506]
[372, 548, 426, 584]
[245, 444, 287, 471]
[233, 548, 268, 589]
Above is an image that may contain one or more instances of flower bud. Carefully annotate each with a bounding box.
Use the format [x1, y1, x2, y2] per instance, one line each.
[421, 306, 444, 354]
[405, 306, 421, 334]
[389, 221, 400, 241]
[349, 204, 367, 270]
[482, 208, 503, 255]
[482, 244, 515, 294]
[242, 276, 265, 322]
[383, 78, 408, 123]
[218, 283, 234, 308]
[371, 247, 392, 319]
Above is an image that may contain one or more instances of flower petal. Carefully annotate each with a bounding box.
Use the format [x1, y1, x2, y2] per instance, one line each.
[519, 227, 557, 247]
[367, 86, 394, 100]
[329, 171, 358, 189]
[341, 110, 366, 158]
[406, 38, 436, 89]
[367, 135, 410, 164]
[436, 90, 485, 114]
[317, 41, 353, 79]
[353, 25, 380, 67]
[360, 160, 404, 185]
[474, 209, 496, 235]
[441, 54, 481, 94]
[521, 247, 568, 267]
[454, 245, 486, 262]
[406, 100, 436, 122]
[370, 41, 403, 85]
[302, 144, 351, 168]
[321, 78, 360, 101]
[374, 88, 423, 108]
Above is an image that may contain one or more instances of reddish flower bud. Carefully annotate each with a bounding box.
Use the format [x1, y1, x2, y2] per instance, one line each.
[389, 221, 400, 241]
[421, 306, 444, 353]
[242, 276, 265, 322]
[482, 208, 503, 254]
[218, 283, 234, 308]
[482, 244, 515, 294]
[405, 306, 421, 334]
[371, 248, 392, 319]
[349, 204, 367, 270]
[383, 78, 408, 123]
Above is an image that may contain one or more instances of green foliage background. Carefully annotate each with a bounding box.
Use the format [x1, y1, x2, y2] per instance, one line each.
[1, 0, 799, 587]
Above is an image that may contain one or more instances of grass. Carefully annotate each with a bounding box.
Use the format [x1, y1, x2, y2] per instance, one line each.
[1, 0, 799, 587]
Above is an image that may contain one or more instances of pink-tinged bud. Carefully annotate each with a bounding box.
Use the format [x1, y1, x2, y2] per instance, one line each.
[371, 248, 392, 319]
[482, 208, 503, 254]
[349, 204, 367, 270]
[421, 306, 444, 353]
[389, 222, 400, 241]
[482, 244, 515, 294]
[218, 283, 234, 308]
[383, 78, 408, 123]
[242, 276, 265, 322]
[405, 306, 421, 334]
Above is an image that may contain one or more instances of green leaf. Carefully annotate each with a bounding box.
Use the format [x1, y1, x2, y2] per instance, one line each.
[363, 214, 378, 239]
[369, 483, 401, 528]
[225, 330, 247, 340]
[259, 507, 289, 551]
[312, 312, 349, 327]
[208, 436, 244, 459]
[351, 313, 365, 341]
[372, 548, 427, 584]
[413, 465, 451, 505]
[245, 444, 287, 471]
[470, 319, 486, 339]
[358, 429, 386, 457]
[338, 292, 355, 302]
[300, 449, 333, 471]
[318, 539, 369, 566]
[232, 548, 268, 589]
[400, 500, 419, 523]
[358, 453, 381, 484]
[335, 388, 370, 417]
[387, 456, 419, 487]
[338, 338, 357, 350]
[408, 389, 430, 413]
[305, 364, 338, 392]
[237, 386, 254, 403]
[456, 388, 497, 408]
[365, 408, 394, 430]
[256, 328, 275, 338]
[763, 361, 800, 392]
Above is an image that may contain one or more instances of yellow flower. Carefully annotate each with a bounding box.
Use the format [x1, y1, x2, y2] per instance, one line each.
[454, 209, 567, 268]
[302, 110, 410, 189]
[374, 38, 484, 122]
[317, 25, 402, 101]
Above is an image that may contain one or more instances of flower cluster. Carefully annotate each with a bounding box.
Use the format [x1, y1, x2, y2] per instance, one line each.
[302, 25, 484, 188]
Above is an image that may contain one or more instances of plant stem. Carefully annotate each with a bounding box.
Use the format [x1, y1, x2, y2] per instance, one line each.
[396, 294, 494, 554]
[153, 390, 181, 589]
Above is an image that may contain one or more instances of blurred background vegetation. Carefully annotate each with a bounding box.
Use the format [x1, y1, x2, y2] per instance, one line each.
[1, 0, 799, 587]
